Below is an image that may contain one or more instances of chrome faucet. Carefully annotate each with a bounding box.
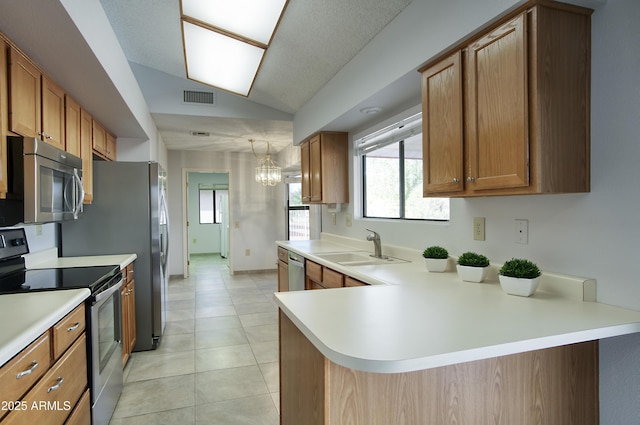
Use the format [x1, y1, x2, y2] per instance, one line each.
[366, 229, 388, 259]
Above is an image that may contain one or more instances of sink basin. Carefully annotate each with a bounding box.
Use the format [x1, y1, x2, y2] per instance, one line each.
[314, 251, 409, 267]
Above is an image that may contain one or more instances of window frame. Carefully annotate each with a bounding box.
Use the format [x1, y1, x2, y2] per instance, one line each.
[357, 113, 450, 222]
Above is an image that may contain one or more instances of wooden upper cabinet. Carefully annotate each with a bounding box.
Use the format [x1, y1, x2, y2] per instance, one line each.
[41, 76, 66, 150]
[80, 109, 93, 203]
[300, 132, 348, 204]
[0, 39, 8, 198]
[8, 47, 41, 139]
[421, 51, 464, 195]
[420, 1, 591, 197]
[65, 95, 81, 157]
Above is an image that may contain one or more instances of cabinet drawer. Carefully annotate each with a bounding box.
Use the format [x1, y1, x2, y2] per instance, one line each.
[306, 260, 322, 283]
[0, 332, 51, 420]
[308, 281, 326, 290]
[278, 247, 289, 263]
[2, 334, 87, 425]
[63, 389, 90, 425]
[322, 268, 344, 288]
[52, 304, 86, 361]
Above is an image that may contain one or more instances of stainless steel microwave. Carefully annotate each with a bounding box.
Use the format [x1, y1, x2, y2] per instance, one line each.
[0, 137, 84, 226]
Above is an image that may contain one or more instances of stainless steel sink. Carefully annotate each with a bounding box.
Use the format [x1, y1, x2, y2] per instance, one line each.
[314, 251, 409, 267]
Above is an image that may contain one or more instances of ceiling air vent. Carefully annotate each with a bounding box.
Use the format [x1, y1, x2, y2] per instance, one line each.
[183, 90, 215, 105]
[190, 131, 211, 137]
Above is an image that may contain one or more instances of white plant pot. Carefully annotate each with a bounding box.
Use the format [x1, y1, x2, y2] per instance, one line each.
[499, 275, 541, 297]
[456, 265, 488, 283]
[424, 258, 448, 272]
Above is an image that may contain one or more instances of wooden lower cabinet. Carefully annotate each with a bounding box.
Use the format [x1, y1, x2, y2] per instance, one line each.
[280, 311, 598, 425]
[1, 334, 88, 425]
[121, 262, 136, 367]
[277, 247, 289, 292]
[64, 390, 90, 425]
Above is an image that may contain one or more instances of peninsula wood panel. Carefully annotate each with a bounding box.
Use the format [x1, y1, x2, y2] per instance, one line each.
[280, 312, 598, 425]
[280, 310, 326, 425]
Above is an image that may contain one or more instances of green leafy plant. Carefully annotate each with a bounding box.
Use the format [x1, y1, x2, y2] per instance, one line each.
[499, 258, 541, 279]
[457, 252, 489, 268]
[422, 246, 448, 259]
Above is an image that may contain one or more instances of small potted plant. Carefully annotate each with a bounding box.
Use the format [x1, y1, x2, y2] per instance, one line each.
[422, 246, 449, 272]
[456, 252, 490, 283]
[498, 258, 542, 297]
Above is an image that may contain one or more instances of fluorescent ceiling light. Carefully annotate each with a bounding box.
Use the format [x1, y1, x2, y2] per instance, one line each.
[182, 21, 265, 96]
[181, 0, 288, 45]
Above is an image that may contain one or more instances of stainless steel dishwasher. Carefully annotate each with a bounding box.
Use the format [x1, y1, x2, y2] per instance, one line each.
[287, 251, 305, 291]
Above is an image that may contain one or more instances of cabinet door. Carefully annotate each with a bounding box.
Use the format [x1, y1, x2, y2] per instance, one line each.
[41, 76, 65, 150]
[309, 135, 322, 202]
[9, 47, 41, 138]
[421, 51, 464, 195]
[65, 95, 81, 157]
[106, 132, 117, 160]
[467, 13, 529, 191]
[126, 280, 136, 358]
[80, 109, 93, 203]
[0, 39, 8, 197]
[300, 140, 311, 202]
[92, 119, 107, 155]
[278, 259, 289, 292]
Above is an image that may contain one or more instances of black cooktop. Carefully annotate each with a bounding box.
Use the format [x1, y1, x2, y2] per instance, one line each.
[0, 228, 120, 295]
[0, 265, 119, 294]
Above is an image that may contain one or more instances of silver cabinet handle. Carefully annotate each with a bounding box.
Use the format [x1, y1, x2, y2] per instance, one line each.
[47, 377, 64, 393]
[16, 361, 39, 379]
[452, 178, 460, 183]
[467, 176, 475, 182]
[67, 322, 81, 332]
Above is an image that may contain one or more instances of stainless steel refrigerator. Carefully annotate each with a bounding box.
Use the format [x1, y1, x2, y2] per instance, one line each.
[61, 161, 169, 351]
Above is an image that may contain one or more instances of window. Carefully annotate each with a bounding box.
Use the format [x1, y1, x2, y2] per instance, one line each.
[358, 114, 449, 220]
[199, 189, 225, 224]
[287, 182, 310, 240]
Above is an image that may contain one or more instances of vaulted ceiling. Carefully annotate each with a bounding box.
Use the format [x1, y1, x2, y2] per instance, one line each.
[100, 0, 414, 153]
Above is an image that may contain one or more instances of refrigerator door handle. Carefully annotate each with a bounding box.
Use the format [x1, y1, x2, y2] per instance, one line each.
[160, 189, 170, 272]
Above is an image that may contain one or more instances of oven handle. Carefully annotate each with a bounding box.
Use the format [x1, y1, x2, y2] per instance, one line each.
[93, 278, 123, 304]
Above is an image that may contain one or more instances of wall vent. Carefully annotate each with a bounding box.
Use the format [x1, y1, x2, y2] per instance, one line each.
[183, 90, 215, 105]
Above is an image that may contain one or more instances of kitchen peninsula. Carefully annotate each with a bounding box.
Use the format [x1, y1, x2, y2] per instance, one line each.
[275, 237, 640, 424]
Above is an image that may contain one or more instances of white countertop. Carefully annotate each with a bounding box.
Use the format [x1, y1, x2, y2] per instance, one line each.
[0, 289, 90, 365]
[275, 238, 640, 374]
[25, 248, 137, 270]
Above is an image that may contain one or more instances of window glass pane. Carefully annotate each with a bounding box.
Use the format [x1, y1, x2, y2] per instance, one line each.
[199, 189, 214, 224]
[364, 142, 400, 218]
[288, 182, 303, 206]
[214, 190, 227, 224]
[404, 134, 450, 220]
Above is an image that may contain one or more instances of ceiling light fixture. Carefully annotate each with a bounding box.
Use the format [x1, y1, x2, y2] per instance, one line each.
[250, 139, 281, 186]
[180, 0, 289, 96]
[360, 106, 383, 115]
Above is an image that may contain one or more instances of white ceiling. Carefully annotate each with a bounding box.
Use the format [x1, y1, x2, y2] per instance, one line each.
[98, 0, 415, 153]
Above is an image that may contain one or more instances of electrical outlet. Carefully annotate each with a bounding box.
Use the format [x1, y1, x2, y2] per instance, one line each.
[473, 217, 485, 241]
[331, 213, 336, 225]
[245, 249, 251, 256]
[35, 224, 43, 236]
[346, 214, 353, 227]
[192, 238, 197, 244]
[515, 219, 528, 244]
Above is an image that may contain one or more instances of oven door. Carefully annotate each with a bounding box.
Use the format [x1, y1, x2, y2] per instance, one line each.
[90, 278, 123, 425]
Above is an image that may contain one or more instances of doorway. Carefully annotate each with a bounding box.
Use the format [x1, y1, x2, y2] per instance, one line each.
[185, 171, 230, 274]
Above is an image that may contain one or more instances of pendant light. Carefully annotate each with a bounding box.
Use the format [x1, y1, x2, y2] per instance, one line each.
[250, 139, 281, 186]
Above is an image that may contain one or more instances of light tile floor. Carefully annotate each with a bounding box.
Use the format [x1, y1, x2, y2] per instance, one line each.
[109, 254, 280, 425]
